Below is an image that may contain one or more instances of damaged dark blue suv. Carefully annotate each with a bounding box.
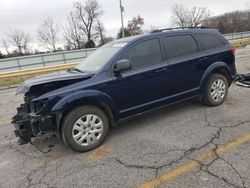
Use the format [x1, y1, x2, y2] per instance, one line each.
[12, 28, 237, 152]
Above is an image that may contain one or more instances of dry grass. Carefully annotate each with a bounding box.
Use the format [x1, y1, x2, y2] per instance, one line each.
[0, 71, 56, 88]
[0, 75, 34, 88]
[230, 38, 250, 48]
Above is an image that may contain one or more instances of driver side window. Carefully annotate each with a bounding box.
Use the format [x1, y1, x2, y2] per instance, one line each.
[120, 38, 162, 71]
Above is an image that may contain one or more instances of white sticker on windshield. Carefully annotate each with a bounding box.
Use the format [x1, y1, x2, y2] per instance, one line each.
[113, 43, 127, 48]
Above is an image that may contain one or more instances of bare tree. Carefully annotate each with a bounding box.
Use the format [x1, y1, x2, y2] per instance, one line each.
[73, 0, 103, 48]
[37, 18, 59, 51]
[94, 19, 105, 45]
[171, 4, 188, 28]
[23, 34, 31, 52]
[203, 10, 250, 34]
[6, 29, 31, 55]
[64, 11, 85, 49]
[1, 39, 10, 55]
[171, 4, 211, 28]
[188, 7, 211, 27]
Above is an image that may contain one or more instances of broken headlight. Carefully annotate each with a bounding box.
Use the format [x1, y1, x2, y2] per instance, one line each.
[31, 99, 48, 114]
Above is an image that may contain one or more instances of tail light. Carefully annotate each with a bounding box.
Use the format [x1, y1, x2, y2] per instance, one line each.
[231, 47, 236, 55]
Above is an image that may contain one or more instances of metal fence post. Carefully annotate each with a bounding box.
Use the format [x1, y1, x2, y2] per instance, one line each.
[17, 58, 21, 70]
[62, 52, 66, 64]
[41, 54, 45, 67]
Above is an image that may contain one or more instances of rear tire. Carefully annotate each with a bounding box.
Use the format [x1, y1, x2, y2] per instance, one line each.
[61, 105, 109, 152]
[202, 73, 228, 106]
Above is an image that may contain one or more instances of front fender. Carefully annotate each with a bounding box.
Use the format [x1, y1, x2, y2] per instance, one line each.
[200, 61, 232, 91]
[51, 90, 119, 121]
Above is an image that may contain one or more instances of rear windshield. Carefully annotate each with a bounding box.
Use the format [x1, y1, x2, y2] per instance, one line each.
[195, 33, 225, 50]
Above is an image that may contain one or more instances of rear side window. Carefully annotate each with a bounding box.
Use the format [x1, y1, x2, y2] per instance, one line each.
[163, 35, 198, 59]
[195, 33, 224, 50]
[120, 38, 162, 70]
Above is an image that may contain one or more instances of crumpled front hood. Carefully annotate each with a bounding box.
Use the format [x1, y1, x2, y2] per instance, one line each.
[16, 71, 93, 94]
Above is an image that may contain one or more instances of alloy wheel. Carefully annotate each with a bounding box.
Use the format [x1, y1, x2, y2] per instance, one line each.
[72, 114, 104, 146]
[210, 78, 226, 102]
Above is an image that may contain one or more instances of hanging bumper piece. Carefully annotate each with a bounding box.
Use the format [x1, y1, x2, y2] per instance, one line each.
[235, 73, 250, 88]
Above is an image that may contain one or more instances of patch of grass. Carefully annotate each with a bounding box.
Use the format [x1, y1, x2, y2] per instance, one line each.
[0, 71, 57, 88]
[0, 75, 35, 88]
[230, 38, 250, 48]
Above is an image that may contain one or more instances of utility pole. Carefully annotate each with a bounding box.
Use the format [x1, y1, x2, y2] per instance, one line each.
[119, 0, 125, 38]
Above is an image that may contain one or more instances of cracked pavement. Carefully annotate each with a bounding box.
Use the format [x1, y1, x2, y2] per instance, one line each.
[0, 48, 250, 188]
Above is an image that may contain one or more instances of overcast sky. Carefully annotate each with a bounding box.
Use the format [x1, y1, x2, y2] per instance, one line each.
[0, 0, 249, 52]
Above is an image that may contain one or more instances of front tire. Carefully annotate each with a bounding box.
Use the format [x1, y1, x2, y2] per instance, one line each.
[202, 73, 228, 106]
[62, 105, 109, 152]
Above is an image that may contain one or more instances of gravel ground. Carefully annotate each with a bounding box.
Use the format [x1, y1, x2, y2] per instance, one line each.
[0, 48, 249, 188]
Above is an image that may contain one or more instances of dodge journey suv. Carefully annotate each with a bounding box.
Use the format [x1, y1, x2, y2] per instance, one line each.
[12, 28, 237, 152]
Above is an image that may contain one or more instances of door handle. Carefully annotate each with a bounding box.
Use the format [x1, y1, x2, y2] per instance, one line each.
[155, 67, 168, 73]
[198, 57, 209, 61]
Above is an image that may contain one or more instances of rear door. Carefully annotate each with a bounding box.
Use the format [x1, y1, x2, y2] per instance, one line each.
[162, 34, 206, 95]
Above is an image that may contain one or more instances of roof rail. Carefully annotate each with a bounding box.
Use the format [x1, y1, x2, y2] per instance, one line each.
[151, 27, 210, 33]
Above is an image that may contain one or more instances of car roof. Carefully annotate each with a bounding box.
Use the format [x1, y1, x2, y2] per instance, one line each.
[112, 29, 221, 44]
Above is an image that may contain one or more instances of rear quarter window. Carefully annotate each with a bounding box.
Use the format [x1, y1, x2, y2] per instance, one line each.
[195, 33, 225, 51]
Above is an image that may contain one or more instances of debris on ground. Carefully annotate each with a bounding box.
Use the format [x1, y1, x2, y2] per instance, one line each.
[235, 73, 250, 88]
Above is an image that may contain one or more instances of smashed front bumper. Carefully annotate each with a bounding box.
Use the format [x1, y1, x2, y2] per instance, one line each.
[11, 103, 55, 144]
[11, 104, 36, 144]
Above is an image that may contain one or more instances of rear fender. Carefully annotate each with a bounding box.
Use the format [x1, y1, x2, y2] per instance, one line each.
[200, 62, 232, 91]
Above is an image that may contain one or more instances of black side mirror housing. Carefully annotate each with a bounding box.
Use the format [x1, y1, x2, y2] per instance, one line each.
[113, 59, 131, 74]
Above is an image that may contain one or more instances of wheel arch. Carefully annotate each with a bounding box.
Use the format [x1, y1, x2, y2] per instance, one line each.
[200, 62, 232, 92]
[52, 90, 118, 136]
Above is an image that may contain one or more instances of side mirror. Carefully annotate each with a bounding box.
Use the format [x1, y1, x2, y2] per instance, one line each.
[113, 59, 131, 74]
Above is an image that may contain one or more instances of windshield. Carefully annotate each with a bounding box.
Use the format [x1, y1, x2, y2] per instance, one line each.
[76, 42, 127, 72]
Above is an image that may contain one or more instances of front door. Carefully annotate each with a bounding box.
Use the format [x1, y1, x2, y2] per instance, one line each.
[112, 38, 172, 118]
